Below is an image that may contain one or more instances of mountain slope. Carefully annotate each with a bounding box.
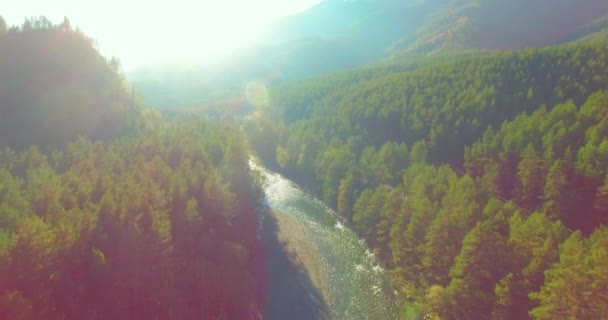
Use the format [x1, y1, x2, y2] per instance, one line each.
[128, 0, 440, 109]
[0, 17, 267, 320]
[563, 13, 608, 43]
[391, 0, 608, 56]
[0, 17, 140, 149]
[260, 0, 442, 76]
[245, 38, 608, 320]
[130, 0, 608, 110]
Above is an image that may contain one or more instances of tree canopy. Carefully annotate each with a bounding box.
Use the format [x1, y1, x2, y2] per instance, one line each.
[246, 39, 608, 319]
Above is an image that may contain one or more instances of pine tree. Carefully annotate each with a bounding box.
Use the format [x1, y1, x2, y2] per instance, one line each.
[517, 144, 545, 210]
[444, 216, 510, 320]
[530, 230, 608, 320]
[410, 140, 428, 164]
[594, 175, 608, 224]
[495, 212, 567, 319]
[423, 176, 479, 286]
[337, 173, 356, 220]
[542, 160, 568, 218]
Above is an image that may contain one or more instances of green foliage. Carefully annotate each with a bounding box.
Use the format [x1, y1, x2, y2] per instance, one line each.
[337, 173, 356, 220]
[266, 41, 608, 171]
[0, 121, 266, 319]
[246, 39, 608, 320]
[491, 212, 568, 319]
[516, 144, 545, 209]
[400, 301, 424, 320]
[530, 228, 608, 319]
[444, 216, 511, 320]
[466, 90, 608, 232]
[0, 18, 141, 150]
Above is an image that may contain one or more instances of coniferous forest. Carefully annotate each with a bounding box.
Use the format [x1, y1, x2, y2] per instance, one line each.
[245, 40, 608, 319]
[0, 18, 266, 319]
[3, 3, 608, 319]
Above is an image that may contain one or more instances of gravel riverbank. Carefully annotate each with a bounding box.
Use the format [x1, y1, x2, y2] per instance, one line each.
[262, 209, 331, 320]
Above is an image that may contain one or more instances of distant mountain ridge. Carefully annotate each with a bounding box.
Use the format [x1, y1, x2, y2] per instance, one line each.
[129, 0, 608, 109]
[237, 0, 608, 69]
[392, 0, 608, 57]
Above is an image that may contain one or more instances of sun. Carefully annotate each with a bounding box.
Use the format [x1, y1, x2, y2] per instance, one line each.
[145, 1, 277, 64]
[3, 0, 321, 68]
[112, 0, 321, 67]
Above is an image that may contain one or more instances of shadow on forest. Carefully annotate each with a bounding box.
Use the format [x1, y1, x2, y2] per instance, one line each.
[261, 209, 329, 320]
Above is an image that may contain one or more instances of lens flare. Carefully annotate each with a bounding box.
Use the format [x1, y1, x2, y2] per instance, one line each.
[245, 81, 269, 108]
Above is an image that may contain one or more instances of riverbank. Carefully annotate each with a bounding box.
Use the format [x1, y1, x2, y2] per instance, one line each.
[262, 208, 331, 320]
[271, 209, 332, 303]
[258, 166, 401, 319]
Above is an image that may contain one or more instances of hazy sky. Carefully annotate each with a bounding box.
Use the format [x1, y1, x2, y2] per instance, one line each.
[3, 0, 320, 69]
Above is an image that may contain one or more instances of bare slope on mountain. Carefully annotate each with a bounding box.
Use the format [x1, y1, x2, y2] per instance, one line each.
[393, 0, 608, 56]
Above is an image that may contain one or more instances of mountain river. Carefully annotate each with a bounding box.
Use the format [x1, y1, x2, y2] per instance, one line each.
[258, 165, 401, 320]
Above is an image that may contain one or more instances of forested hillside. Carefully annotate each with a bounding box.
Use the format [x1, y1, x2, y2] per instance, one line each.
[251, 40, 608, 193]
[0, 17, 144, 150]
[5, 7, 608, 320]
[246, 40, 608, 319]
[0, 124, 266, 319]
[0, 17, 266, 319]
[465, 91, 608, 233]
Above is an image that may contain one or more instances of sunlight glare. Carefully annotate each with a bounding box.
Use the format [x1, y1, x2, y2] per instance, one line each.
[151, 1, 274, 64]
[3, 0, 321, 68]
[245, 81, 270, 108]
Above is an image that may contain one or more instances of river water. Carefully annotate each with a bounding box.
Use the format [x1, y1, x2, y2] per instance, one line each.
[259, 166, 401, 320]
